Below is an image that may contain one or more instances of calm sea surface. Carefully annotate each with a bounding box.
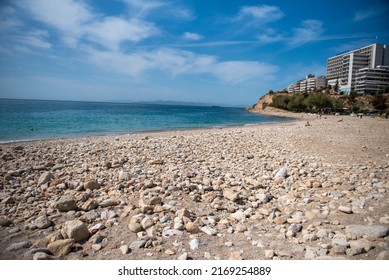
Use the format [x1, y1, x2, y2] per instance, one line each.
[0, 99, 291, 142]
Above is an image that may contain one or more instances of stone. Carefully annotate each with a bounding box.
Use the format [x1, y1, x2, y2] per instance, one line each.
[24, 248, 52, 257]
[38, 171, 53, 186]
[118, 170, 132, 181]
[120, 245, 129, 255]
[56, 195, 78, 212]
[223, 188, 240, 201]
[47, 239, 74, 257]
[185, 222, 200, 233]
[201, 226, 217, 236]
[84, 180, 100, 190]
[345, 225, 389, 239]
[177, 252, 188, 260]
[6, 241, 32, 251]
[379, 216, 389, 224]
[143, 180, 154, 188]
[256, 194, 273, 204]
[338, 206, 353, 214]
[100, 199, 119, 208]
[63, 220, 90, 242]
[81, 199, 98, 211]
[140, 216, 154, 230]
[303, 233, 318, 242]
[274, 166, 288, 180]
[33, 252, 53, 260]
[128, 222, 143, 233]
[332, 245, 347, 255]
[130, 240, 146, 249]
[264, 250, 274, 259]
[317, 229, 329, 238]
[349, 239, 374, 253]
[189, 239, 200, 250]
[287, 223, 303, 237]
[273, 216, 287, 224]
[0, 216, 12, 227]
[92, 244, 102, 251]
[165, 249, 175, 255]
[376, 251, 389, 260]
[230, 210, 246, 221]
[34, 215, 52, 229]
[177, 208, 191, 219]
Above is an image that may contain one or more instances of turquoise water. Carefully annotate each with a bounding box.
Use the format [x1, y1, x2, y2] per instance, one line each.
[0, 99, 290, 142]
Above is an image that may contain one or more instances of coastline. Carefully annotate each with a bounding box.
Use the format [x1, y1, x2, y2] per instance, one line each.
[1, 114, 388, 260]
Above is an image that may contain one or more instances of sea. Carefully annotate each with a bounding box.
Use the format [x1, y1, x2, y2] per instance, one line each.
[0, 99, 291, 142]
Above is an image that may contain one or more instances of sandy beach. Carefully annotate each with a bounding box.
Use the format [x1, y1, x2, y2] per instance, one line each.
[1, 113, 388, 260]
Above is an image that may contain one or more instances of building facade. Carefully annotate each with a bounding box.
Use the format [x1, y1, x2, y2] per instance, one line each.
[287, 74, 327, 94]
[355, 65, 389, 94]
[326, 43, 389, 94]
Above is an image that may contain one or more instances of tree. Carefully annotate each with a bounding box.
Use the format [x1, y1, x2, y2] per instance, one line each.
[372, 92, 387, 111]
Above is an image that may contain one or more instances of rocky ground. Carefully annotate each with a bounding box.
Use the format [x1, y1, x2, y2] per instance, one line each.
[1, 114, 389, 260]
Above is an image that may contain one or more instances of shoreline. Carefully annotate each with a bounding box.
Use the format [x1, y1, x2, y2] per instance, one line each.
[1, 114, 388, 260]
[0, 117, 295, 145]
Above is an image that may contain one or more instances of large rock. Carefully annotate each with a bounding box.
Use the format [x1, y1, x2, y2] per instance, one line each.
[47, 239, 74, 257]
[83, 180, 100, 190]
[34, 215, 52, 229]
[6, 241, 32, 251]
[345, 225, 389, 239]
[56, 195, 77, 212]
[63, 220, 90, 242]
[37, 172, 53, 186]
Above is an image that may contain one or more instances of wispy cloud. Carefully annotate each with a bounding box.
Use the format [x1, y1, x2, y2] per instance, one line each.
[236, 5, 284, 25]
[288, 20, 324, 46]
[123, 0, 194, 20]
[83, 47, 278, 84]
[353, 8, 380, 22]
[183, 32, 204, 41]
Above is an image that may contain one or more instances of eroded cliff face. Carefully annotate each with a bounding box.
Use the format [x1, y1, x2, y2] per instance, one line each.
[246, 92, 289, 112]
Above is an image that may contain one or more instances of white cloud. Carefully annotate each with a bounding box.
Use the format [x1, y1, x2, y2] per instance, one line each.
[183, 32, 203, 41]
[86, 17, 159, 50]
[16, 0, 93, 42]
[122, 0, 194, 20]
[288, 20, 324, 46]
[353, 8, 381, 22]
[236, 5, 284, 25]
[21, 29, 52, 49]
[257, 34, 284, 44]
[84, 47, 277, 84]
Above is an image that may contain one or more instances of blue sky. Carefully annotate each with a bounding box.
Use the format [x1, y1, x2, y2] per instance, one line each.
[0, 0, 388, 106]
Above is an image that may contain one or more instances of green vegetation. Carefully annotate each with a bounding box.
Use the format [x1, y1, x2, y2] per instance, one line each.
[372, 93, 387, 111]
[270, 93, 343, 113]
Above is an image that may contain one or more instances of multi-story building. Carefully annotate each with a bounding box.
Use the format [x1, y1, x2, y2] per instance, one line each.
[355, 65, 389, 94]
[326, 43, 389, 94]
[287, 74, 327, 94]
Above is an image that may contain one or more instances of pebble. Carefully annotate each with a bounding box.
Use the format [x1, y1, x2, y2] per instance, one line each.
[119, 245, 129, 255]
[201, 226, 218, 236]
[338, 206, 353, 214]
[189, 239, 200, 250]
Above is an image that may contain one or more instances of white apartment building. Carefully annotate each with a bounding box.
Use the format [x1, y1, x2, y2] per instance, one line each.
[355, 65, 389, 94]
[326, 43, 389, 94]
[287, 74, 327, 93]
